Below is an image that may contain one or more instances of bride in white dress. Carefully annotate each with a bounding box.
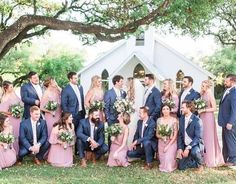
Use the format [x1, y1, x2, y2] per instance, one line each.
[126, 77, 144, 145]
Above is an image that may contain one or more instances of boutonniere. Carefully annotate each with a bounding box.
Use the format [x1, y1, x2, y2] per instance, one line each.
[145, 123, 148, 127]
[226, 90, 230, 95]
[187, 92, 191, 95]
[37, 122, 40, 126]
[95, 126, 98, 130]
[189, 119, 192, 123]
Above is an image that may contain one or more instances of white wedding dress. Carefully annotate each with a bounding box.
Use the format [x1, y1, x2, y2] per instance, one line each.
[127, 79, 145, 145]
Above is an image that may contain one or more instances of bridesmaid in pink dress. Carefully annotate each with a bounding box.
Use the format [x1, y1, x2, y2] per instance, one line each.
[161, 79, 179, 118]
[156, 104, 178, 172]
[0, 81, 22, 154]
[199, 80, 224, 167]
[85, 75, 104, 121]
[40, 77, 62, 136]
[47, 112, 75, 167]
[107, 112, 130, 167]
[0, 114, 17, 169]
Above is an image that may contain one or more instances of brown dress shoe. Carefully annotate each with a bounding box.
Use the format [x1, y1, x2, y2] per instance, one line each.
[15, 161, 22, 166]
[224, 162, 235, 167]
[34, 158, 41, 166]
[144, 163, 153, 170]
[193, 165, 203, 172]
[81, 158, 87, 168]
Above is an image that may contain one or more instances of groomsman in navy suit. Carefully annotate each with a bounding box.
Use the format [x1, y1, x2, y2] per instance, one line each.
[104, 75, 126, 126]
[77, 108, 108, 167]
[177, 101, 204, 171]
[128, 106, 157, 170]
[21, 71, 43, 119]
[143, 74, 162, 122]
[18, 106, 49, 165]
[61, 72, 86, 154]
[218, 74, 236, 166]
[177, 76, 200, 117]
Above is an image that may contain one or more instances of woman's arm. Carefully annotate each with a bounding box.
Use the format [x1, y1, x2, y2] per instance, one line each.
[85, 90, 93, 108]
[115, 127, 129, 154]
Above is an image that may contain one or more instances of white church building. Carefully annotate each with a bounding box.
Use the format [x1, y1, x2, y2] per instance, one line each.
[78, 28, 214, 93]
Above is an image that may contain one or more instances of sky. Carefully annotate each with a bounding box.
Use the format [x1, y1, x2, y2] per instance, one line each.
[32, 29, 220, 65]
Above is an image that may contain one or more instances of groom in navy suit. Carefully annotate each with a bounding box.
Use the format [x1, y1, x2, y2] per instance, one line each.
[18, 106, 49, 165]
[77, 108, 108, 167]
[177, 76, 200, 117]
[104, 75, 126, 126]
[128, 106, 157, 170]
[177, 101, 204, 171]
[143, 74, 162, 122]
[21, 71, 43, 119]
[218, 74, 236, 166]
[61, 72, 86, 130]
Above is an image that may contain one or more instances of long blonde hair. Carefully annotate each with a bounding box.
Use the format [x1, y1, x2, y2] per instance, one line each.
[201, 80, 213, 95]
[89, 75, 102, 90]
[161, 79, 177, 98]
[127, 77, 135, 102]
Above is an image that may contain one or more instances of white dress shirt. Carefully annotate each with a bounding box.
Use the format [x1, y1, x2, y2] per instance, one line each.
[31, 83, 43, 100]
[184, 114, 192, 146]
[180, 87, 192, 104]
[141, 120, 147, 138]
[143, 84, 155, 105]
[70, 83, 82, 111]
[113, 87, 121, 98]
[90, 122, 95, 140]
[222, 86, 234, 101]
[31, 118, 38, 145]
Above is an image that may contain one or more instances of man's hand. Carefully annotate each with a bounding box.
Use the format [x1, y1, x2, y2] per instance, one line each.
[90, 139, 99, 149]
[129, 140, 137, 151]
[226, 123, 233, 130]
[182, 149, 190, 158]
[176, 149, 183, 159]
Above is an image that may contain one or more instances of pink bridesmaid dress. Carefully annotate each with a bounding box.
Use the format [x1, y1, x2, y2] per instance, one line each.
[47, 126, 75, 167]
[107, 128, 130, 167]
[40, 90, 62, 136]
[90, 91, 104, 121]
[158, 120, 177, 172]
[200, 92, 224, 167]
[0, 127, 17, 169]
[0, 93, 22, 154]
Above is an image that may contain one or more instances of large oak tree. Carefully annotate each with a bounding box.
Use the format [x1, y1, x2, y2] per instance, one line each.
[0, 0, 224, 60]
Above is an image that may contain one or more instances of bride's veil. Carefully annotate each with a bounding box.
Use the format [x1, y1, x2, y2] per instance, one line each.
[133, 78, 145, 110]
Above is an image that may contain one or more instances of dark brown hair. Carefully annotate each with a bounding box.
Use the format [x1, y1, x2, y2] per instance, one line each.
[2, 81, 12, 93]
[226, 74, 236, 82]
[0, 113, 8, 133]
[122, 112, 131, 125]
[28, 71, 37, 79]
[67, 72, 77, 80]
[145, 74, 155, 80]
[140, 106, 149, 114]
[112, 75, 124, 85]
[184, 76, 193, 84]
[160, 104, 171, 117]
[53, 112, 72, 130]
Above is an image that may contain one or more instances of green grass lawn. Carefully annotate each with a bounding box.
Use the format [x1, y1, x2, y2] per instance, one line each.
[1, 157, 236, 184]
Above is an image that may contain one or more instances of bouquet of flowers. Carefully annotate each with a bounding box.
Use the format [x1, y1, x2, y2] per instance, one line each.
[44, 101, 58, 117]
[9, 103, 24, 119]
[58, 131, 74, 149]
[0, 133, 15, 149]
[162, 98, 176, 109]
[157, 124, 172, 143]
[105, 124, 122, 137]
[90, 100, 104, 110]
[113, 98, 134, 114]
[194, 98, 207, 110]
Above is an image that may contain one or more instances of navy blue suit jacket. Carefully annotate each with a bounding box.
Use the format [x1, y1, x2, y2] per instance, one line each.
[177, 114, 203, 150]
[77, 118, 105, 146]
[19, 118, 48, 150]
[144, 87, 162, 121]
[178, 88, 200, 117]
[21, 82, 41, 119]
[218, 87, 236, 127]
[133, 118, 157, 150]
[61, 84, 85, 118]
[104, 88, 126, 125]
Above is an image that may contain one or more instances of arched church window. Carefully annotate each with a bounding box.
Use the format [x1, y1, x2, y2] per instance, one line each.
[176, 70, 184, 92]
[133, 64, 145, 78]
[101, 69, 109, 91]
